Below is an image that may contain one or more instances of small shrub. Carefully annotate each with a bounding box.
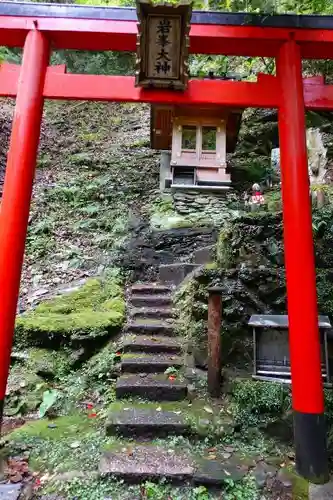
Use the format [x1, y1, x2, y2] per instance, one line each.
[230, 379, 291, 427]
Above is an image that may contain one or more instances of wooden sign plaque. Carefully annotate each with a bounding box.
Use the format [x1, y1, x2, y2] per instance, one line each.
[135, 0, 192, 90]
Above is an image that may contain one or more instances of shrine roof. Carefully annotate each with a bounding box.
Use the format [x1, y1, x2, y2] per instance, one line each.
[1, 2, 333, 30]
[249, 314, 332, 329]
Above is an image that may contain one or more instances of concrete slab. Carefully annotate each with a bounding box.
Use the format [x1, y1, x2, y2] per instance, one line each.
[100, 445, 194, 482]
[106, 408, 188, 437]
[159, 263, 199, 286]
[0, 483, 22, 500]
[310, 480, 333, 500]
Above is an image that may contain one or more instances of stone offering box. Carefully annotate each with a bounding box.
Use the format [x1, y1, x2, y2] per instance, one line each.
[249, 314, 332, 385]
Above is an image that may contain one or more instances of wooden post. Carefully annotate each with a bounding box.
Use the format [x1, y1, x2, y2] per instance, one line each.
[207, 287, 222, 397]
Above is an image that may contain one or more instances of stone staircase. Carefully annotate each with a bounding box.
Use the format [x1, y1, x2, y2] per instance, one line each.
[98, 283, 289, 492]
[99, 281, 231, 485]
[115, 283, 187, 401]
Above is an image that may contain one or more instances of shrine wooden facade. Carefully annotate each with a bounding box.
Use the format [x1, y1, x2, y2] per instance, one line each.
[151, 105, 242, 189]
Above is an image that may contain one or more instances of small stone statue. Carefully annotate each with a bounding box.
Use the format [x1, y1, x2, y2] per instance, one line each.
[271, 148, 280, 178]
[249, 183, 265, 211]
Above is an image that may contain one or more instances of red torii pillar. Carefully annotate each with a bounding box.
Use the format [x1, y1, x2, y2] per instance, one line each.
[0, 29, 49, 422]
[277, 38, 328, 483]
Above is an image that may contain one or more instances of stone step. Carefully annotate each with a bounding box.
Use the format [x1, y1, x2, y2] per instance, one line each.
[100, 445, 193, 483]
[159, 263, 199, 286]
[193, 245, 216, 265]
[121, 354, 183, 374]
[106, 407, 189, 437]
[116, 374, 188, 401]
[100, 444, 249, 486]
[122, 335, 182, 354]
[131, 284, 173, 296]
[130, 295, 172, 308]
[129, 307, 174, 319]
[126, 320, 175, 336]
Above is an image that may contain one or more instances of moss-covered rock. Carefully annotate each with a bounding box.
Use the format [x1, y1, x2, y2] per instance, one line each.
[5, 364, 47, 417]
[25, 348, 71, 379]
[7, 413, 106, 474]
[15, 273, 125, 349]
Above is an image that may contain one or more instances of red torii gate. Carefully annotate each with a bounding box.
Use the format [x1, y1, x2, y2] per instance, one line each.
[0, 2, 332, 483]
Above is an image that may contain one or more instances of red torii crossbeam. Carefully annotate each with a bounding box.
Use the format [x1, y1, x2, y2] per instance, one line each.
[0, 2, 331, 484]
[1, 63, 333, 110]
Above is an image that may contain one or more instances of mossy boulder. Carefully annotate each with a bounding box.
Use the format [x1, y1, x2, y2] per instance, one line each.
[25, 348, 71, 379]
[5, 364, 47, 417]
[15, 275, 125, 349]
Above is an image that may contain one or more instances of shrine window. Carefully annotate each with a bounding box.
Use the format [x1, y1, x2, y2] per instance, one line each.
[202, 126, 217, 151]
[181, 126, 197, 150]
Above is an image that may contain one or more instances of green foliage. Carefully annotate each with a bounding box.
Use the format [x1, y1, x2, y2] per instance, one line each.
[216, 225, 234, 268]
[39, 389, 60, 418]
[230, 379, 291, 427]
[265, 189, 282, 212]
[164, 365, 179, 376]
[224, 475, 258, 500]
[51, 49, 135, 76]
[5, 365, 47, 417]
[84, 342, 121, 382]
[15, 272, 125, 348]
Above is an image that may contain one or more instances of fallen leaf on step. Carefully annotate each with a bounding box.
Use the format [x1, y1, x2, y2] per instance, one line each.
[223, 469, 231, 476]
[156, 407, 162, 412]
[204, 406, 213, 414]
[173, 411, 181, 415]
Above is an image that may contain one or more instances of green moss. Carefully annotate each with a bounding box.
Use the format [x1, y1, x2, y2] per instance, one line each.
[9, 413, 96, 441]
[149, 194, 214, 230]
[101, 297, 125, 315]
[5, 364, 47, 417]
[216, 225, 234, 268]
[15, 273, 125, 348]
[284, 466, 309, 498]
[205, 262, 218, 270]
[26, 348, 71, 378]
[7, 413, 109, 473]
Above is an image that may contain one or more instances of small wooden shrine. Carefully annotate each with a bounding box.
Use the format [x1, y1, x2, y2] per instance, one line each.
[151, 104, 242, 190]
